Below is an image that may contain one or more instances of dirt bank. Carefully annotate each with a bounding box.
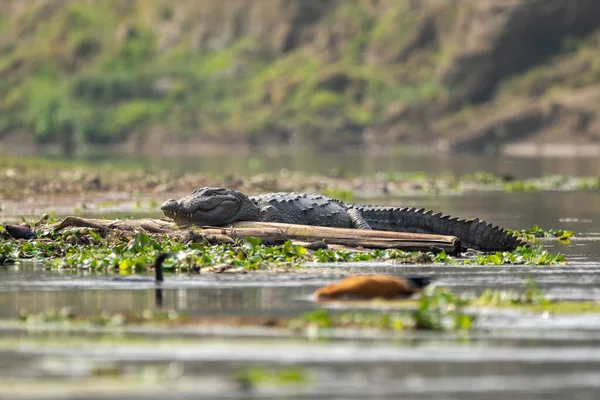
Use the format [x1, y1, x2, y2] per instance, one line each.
[2, 0, 600, 155]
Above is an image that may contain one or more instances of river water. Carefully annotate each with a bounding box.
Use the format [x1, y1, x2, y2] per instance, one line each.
[1, 153, 600, 399]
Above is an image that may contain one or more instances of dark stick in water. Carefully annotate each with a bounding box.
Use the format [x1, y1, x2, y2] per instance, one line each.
[154, 253, 168, 282]
[154, 253, 168, 308]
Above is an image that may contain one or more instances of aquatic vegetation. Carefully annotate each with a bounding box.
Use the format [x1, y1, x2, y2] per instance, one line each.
[2, 228, 413, 270]
[464, 172, 506, 185]
[12, 277, 600, 337]
[18, 306, 181, 326]
[470, 246, 566, 266]
[298, 309, 334, 328]
[501, 174, 600, 193]
[469, 278, 600, 313]
[292, 280, 600, 332]
[577, 177, 600, 190]
[293, 286, 475, 332]
[291, 309, 407, 331]
[18, 307, 76, 324]
[513, 225, 574, 241]
[0, 223, 568, 270]
[413, 286, 474, 330]
[312, 247, 437, 264]
[45, 234, 311, 272]
[477, 277, 551, 307]
[464, 278, 600, 313]
[503, 180, 539, 192]
[234, 367, 310, 390]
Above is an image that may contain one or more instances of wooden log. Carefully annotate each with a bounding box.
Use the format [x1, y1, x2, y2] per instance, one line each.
[200, 221, 461, 254]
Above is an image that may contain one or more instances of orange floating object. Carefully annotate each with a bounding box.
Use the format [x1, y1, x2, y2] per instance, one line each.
[314, 275, 432, 301]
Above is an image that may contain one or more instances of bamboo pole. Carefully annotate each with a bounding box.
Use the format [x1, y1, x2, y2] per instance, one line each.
[201, 221, 461, 254]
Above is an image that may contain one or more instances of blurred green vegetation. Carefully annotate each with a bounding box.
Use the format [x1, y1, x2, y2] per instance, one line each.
[2, 0, 600, 156]
[0, 0, 445, 155]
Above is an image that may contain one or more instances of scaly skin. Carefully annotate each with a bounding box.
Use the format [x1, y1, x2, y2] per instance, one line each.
[161, 187, 526, 252]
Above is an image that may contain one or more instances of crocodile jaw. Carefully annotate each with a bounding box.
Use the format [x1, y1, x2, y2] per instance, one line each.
[160, 195, 241, 226]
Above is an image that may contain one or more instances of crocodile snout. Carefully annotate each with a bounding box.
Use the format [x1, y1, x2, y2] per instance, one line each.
[160, 199, 179, 213]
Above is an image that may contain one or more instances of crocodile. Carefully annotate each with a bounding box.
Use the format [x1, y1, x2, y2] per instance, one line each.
[161, 187, 525, 252]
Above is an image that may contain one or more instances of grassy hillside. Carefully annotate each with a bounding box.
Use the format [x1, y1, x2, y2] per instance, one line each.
[2, 0, 600, 156]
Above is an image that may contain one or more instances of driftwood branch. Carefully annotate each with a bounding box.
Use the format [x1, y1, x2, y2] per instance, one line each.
[52, 216, 175, 233]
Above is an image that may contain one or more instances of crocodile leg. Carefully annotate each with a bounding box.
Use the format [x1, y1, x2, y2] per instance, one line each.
[347, 208, 372, 229]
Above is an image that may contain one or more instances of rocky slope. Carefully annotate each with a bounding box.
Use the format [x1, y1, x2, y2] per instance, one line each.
[1, 0, 600, 156]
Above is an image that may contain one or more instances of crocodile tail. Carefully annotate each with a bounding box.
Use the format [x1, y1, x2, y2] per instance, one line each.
[355, 206, 526, 252]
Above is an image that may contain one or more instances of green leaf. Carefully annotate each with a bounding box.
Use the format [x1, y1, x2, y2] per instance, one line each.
[243, 236, 262, 249]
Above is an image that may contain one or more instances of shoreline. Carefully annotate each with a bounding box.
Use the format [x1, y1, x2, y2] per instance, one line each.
[3, 131, 600, 158]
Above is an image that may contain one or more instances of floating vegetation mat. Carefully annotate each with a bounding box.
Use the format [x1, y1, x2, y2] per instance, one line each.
[0, 214, 569, 271]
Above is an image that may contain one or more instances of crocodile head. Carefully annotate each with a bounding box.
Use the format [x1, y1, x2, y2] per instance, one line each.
[161, 187, 259, 226]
